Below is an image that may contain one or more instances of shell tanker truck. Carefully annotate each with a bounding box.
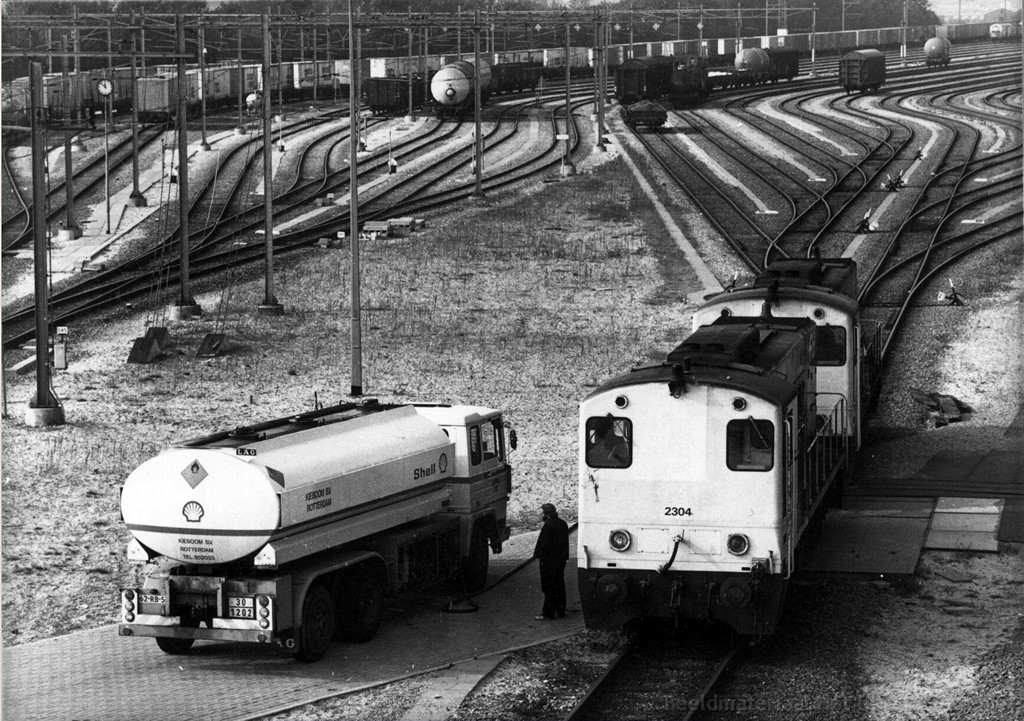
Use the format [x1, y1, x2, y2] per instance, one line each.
[119, 399, 514, 662]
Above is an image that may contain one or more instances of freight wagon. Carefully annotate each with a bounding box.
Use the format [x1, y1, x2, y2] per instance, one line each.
[364, 75, 425, 115]
[838, 48, 886, 93]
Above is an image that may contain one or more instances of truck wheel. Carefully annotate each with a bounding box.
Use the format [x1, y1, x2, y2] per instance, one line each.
[338, 569, 384, 643]
[461, 525, 490, 592]
[294, 584, 335, 663]
[155, 637, 195, 655]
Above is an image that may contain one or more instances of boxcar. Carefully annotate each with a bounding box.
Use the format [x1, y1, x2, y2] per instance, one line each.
[490, 63, 524, 94]
[838, 48, 885, 93]
[364, 76, 424, 115]
[614, 56, 674, 104]
[990, 22, 1022, 40]
[766, 48, 801, 81]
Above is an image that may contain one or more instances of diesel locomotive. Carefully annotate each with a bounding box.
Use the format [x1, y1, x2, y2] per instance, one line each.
[578, 259, 869, 636]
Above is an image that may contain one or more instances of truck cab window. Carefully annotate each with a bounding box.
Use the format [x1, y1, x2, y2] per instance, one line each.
[585, 416, 632, 469]
[727, 418, 774, 471]
[482, 420, 501, 462]
[469, 425, 481, 465]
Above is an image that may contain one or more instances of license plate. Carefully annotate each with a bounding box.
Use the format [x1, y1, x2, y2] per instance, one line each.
[229, 607, 255, 619]
[139, 594, 166, 605]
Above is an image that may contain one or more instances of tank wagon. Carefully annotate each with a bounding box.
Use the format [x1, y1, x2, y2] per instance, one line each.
[732, 47, 801, 85]
[694, 258, 876, 449]
[838, 48, 886, 93]
[923, 37, 952, 67]
[430, 59, 491, 118]
[577, 315, 849, 635]
[119, 399, 514, 662]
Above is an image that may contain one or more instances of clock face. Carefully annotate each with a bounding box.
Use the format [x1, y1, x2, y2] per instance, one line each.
[98, 79, 113, 96]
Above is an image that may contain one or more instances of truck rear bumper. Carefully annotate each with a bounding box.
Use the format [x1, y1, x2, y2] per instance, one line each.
[119, 622, 279, 646]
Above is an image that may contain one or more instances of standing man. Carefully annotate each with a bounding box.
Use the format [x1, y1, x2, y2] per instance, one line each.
[533, 503, 569, 621]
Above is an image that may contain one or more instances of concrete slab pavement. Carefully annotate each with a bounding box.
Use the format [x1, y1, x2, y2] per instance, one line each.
[1, 529, 583, 721]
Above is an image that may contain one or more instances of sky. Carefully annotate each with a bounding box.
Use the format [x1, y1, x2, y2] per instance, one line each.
[927, 0, 1021, 20]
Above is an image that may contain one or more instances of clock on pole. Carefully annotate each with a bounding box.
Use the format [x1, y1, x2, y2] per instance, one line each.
[97, 78, 113, 97]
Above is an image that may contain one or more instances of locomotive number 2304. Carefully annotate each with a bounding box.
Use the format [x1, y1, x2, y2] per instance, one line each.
[664, 507, 693, 516]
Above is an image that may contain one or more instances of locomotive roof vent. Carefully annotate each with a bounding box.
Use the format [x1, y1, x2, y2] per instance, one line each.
[668, 326, 760, 367]
[755, 260, 823, 287]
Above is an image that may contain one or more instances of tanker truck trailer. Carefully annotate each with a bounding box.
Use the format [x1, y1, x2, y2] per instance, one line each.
[118, 399, 514, 662]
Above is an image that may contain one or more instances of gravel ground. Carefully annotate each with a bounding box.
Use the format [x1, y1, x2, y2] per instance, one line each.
[3, 93, 1022, 721]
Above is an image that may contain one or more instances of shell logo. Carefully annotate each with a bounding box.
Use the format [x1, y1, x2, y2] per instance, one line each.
[439, 453, 448, 473]
[182, 501, 205, 523]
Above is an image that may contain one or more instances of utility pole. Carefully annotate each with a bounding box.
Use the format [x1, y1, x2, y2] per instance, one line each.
[26, 61, 66, 428]
[173, 14, 201, 320]
[349, 0, 363, 397]
[260, 13, 284, 316]
[407, 7, 415, 122]
[901, 0, 908, 67]
[472, 11, 484, 197]
[58, 35, 82, 241]
[139, 9, 147, 74]
[199, 17, 211, 151]
[236, 20, 245, 135]
[594, 16, 605, 151]
[810, 3, 817, 76]
[128, 10, 146, 206]
[277, 23, 286, 121]
[562, 15, 575, 177]
[313, 25, 319, 108]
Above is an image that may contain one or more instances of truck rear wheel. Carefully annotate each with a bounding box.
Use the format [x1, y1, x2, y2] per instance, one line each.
[294, 584, 335, 662]
[338, 569, 384, 643]
[155, 637, 195, 655]
[461, 525, 490, 592]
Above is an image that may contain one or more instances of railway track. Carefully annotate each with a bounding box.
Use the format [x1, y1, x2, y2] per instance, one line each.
[1, 125, 164, 251]
[626, 46, 1019, 274]
[0, 93, 588, 350]
[564, 626, 740, 721]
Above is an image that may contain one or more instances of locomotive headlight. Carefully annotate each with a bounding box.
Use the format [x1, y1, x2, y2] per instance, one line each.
[727, 533, 750, 556]
[608, 529, 632, 552]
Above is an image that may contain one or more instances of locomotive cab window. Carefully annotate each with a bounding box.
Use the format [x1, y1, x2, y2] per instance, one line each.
[814, 325, 846, 366]
[727, 418, 774, 471]
[586, 416, 632, 469]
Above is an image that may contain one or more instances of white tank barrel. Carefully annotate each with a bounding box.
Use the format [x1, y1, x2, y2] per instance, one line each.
[121, 406, 454, 565]
[430, 60, 491, 107]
